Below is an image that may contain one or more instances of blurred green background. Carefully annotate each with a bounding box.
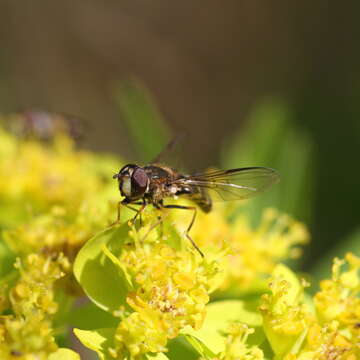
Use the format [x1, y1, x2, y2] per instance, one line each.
[0, 1, 359, 277]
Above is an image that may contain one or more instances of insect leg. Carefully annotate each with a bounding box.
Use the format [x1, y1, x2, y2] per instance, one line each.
[113, 200, 143, 225]
[140, 211, 169, 243]
[130, 201, 146, 225]
[159, 214, 163, 238]
[162, 204, 203, 257]
[109, 200, 126, 225]
[155, 200, 164, 237]
[116, 200, 122, 222]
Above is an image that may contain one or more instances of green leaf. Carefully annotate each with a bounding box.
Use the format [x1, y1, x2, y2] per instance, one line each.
[75, 328, 171, 360]
[73, 224, 132, 312]
[276, 128, 313, 223]
[48, 348, 80, 360]
[102, 244, 133, 289]
[167, 336, 199, 360]
[183, 334, 216, 359]
[65, 301, 119, 330]
[182, 300, 263, 355]
[115, 79, 170, 160]
[145, 353, 170, 360]
[223, 99, 290, 168]
[74, 328, 115, 360]
[222, 98, 314, 224]
[0, 239, 15, 277]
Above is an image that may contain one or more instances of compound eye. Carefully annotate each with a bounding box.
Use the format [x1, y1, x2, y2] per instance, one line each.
[131, 168, 148, 197]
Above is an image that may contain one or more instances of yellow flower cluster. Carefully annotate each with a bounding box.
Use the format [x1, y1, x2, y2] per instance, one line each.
[64, 183, 305, 359]
[216, 323, 264, 360]
[3, 119, 355, 360]
[108, 213, 220, 358]
[0, 253, 70, 359]
[191, 206, 309, 294]
[0, 126, 119, 229]
[298, 321, 358, 360]
[99, 201, 309, 358]
[4, 202, 113, 262]
[0, 121, 120, 358]
[0, 120, 119, 262]
[314, 253, 360, 330]
[112, 312, 168, 357]
[261, 254, 360, 360]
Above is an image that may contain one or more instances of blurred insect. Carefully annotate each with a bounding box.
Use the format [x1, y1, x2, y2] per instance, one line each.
[7, 110, 85, 142]
[113, 138, 279, 257]
[10, 350, 22, 357]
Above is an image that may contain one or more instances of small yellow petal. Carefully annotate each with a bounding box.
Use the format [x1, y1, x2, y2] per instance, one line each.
[173, 272, 195, 290]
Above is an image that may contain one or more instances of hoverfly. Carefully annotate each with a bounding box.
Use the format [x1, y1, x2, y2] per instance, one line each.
[113, 139, 279, 257]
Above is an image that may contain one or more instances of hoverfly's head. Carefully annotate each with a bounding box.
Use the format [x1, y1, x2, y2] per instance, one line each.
[113, 164, 149, 200]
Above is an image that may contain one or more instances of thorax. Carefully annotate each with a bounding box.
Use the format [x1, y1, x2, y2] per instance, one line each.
[143, 164, 182, 201]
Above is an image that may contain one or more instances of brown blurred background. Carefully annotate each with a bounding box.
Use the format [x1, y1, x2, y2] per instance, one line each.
[0, 1, 359, 268]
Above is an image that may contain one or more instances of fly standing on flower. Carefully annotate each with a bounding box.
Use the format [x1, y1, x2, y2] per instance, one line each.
[113, 138, 280, 257]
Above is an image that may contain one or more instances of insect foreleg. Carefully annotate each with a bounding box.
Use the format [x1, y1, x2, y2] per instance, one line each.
[114, 200, 144, 225]
[116, 200, 122, 222]
[162, 204, 203, 258]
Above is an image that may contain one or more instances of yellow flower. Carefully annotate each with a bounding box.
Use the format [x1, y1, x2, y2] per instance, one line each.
[0, 124, 120, 229]
[221, 208, 309, 293]
[100, 209, 222, 357]
[90, 196, 310, 358]
[7, 120, 357, 360]
[4, 200, 114, 261]
[0, 313, 57, 360]
[288, 321, 359, 360]
[122, 241, 215, 335]
[0, 253, 70, 359]
[9, 253, 70, 315]
[315, 253, 360, 329]
[270, 254, 360, 360]
[163, 202, 309, 295]
[111, 312, 168, 358]
[217, 323, 264, 360]
[260, 265, 313, 357]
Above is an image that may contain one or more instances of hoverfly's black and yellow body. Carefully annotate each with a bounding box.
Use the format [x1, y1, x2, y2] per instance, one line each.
[114, 163, 212, 212]
[113, 143, 279, 257]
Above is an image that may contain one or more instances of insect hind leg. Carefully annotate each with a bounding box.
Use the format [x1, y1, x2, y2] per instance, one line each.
[162, 204, 204, 258]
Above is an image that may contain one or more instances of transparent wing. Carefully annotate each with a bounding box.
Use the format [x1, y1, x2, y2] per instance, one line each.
[149, 133, 187, 172]
[174, 167, 279, 201]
